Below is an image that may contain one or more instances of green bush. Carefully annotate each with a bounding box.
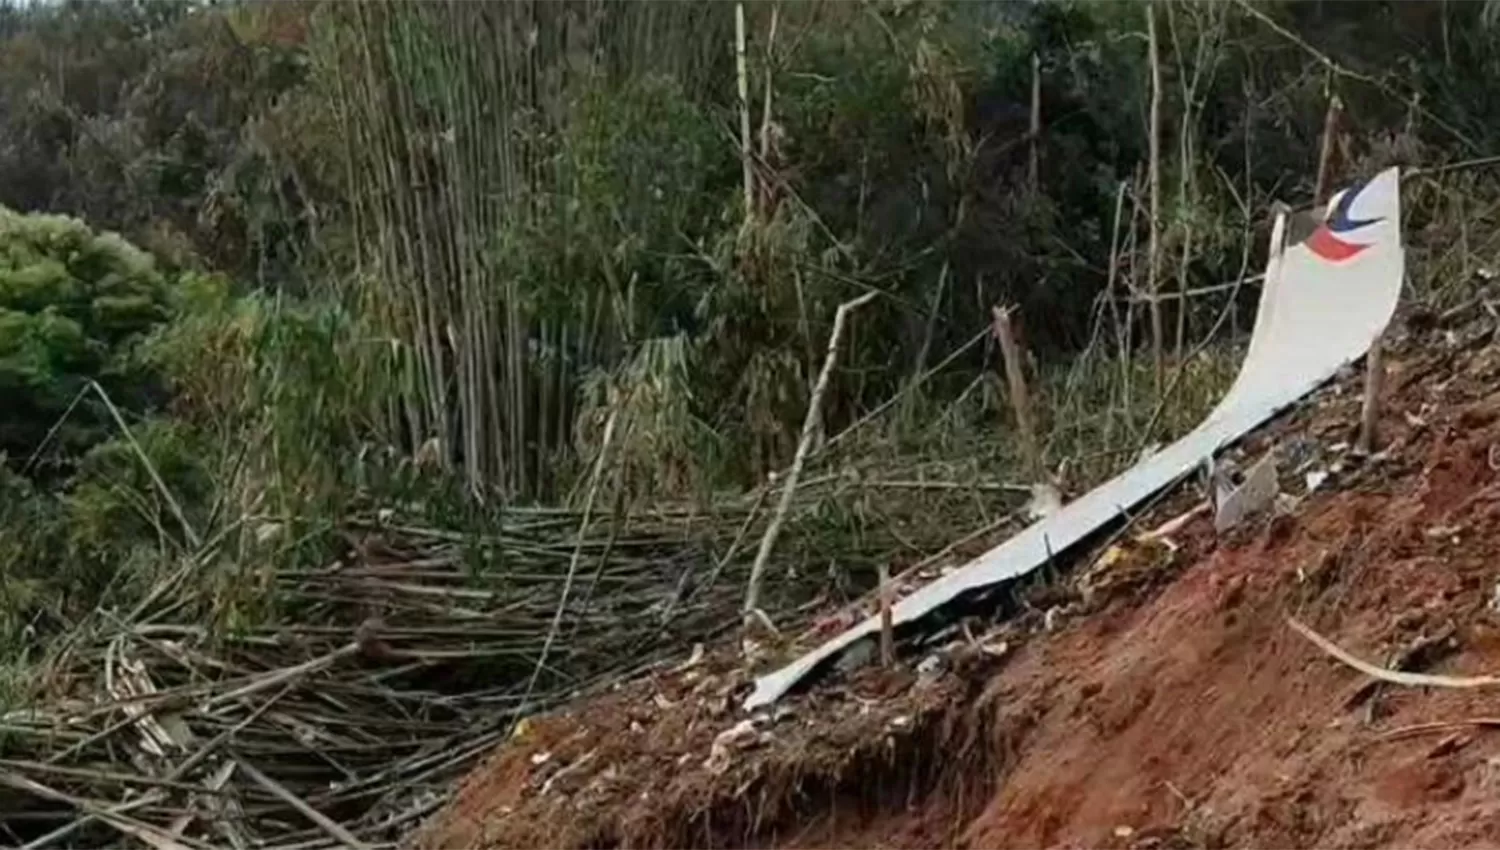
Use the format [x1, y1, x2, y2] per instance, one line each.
[0, 207, 170, 472]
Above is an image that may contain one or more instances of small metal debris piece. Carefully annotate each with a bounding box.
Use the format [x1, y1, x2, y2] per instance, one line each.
[1215, 449, 1280, 533]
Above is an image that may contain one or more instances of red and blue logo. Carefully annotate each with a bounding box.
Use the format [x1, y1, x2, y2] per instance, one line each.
[1305, 178, 1383, 263]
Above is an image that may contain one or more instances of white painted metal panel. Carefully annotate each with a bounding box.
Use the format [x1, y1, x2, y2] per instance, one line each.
[744, 167, 1404, 710]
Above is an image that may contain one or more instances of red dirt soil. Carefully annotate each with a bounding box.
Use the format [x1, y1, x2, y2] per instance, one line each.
[411, 314, 1500, 850]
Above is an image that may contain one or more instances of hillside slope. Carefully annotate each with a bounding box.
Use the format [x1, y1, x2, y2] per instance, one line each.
[413, 302, 1500, 850]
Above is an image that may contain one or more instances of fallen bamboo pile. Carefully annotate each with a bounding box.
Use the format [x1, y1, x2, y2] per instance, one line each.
[0, 470, 1023, 849]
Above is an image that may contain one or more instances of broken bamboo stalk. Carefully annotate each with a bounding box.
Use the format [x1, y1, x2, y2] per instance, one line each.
[744, 290, 879, 624]
[235, 758, 372, 850]
[1028, 51, 1041, 192]
[991, 305, 1042, 483]
[1313, 92, 1344, 207]
[877, 562, 894, 668]
[1145, 3, 1164, 395]
[1358, 333, 1385, 454]
[735, 2, 754, 226]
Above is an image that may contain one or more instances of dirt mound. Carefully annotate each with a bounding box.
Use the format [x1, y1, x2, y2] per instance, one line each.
[412, 308, 1500, 850]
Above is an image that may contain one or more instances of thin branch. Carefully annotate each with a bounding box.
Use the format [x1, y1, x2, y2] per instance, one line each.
[514, 405, 622, 724]
[1289, 617, 1500, 689]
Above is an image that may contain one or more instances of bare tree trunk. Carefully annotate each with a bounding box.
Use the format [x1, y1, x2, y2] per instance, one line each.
[1146, 3, 1164, 395]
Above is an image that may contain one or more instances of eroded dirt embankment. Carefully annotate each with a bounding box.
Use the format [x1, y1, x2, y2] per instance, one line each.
[413, 316, 1500, 850]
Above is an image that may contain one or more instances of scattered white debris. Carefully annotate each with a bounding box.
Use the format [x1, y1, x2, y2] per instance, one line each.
[530, 751, 552, 766]
[980, 638, 1010, 658]
[540, 749, 597, 795]
[1025, 482, 1064, 521]
[671, 643, 706, 673]
[1305, 469, 1329, 493]
[704, 719, 760, 775]
[1425, 525, 1462, 542]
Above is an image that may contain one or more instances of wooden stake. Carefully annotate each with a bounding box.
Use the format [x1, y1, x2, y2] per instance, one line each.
[1028, 51, 1041, 192]
[744, 290, 879, 624]
[877, 562, 894, 668]
[991, 305, 1042, 483]
[1313, 92, 1343, 207]
[1358, 334, 1384, 454]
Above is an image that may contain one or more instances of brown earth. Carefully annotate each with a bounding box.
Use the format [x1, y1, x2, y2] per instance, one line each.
[411, 305, 1500, 850]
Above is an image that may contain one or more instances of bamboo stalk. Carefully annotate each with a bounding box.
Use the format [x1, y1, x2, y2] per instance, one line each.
[236, 759, 372, 850]
[1028, 51, 1041, 192]
[735, 2, 755, 226]
[759, 3, 780, 166]
[514, 405, 623, 722]
[991, 306, 1042, 483]
[877, 562, 894, 668]
[1358, 334, 1384, 454]
[1145, 3, 1165, 395]
[744, 290, 879, 623]
[1313, 92, 1344, 206]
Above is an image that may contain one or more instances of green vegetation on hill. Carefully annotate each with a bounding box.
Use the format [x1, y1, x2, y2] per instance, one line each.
[6, 2, 1500, 845]
[0, 0, 1497, 709]
[0, 208, 168, 463]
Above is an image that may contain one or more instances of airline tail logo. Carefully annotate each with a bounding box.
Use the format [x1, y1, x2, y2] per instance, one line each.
[1305, 178, 1383, 263]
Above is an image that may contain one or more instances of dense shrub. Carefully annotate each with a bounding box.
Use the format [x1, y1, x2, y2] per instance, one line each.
[0, 207, 171, 472]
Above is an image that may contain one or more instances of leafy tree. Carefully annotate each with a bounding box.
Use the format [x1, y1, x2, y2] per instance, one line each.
[0, 207, 170, 473]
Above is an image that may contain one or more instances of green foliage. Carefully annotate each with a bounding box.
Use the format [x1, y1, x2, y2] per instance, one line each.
[144, 271, 379, 527]
[3, 0, 1500, 668]
[0, 206, 169, 468]
[0, 416, 210, 659]
[0, 0, 317, 278]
